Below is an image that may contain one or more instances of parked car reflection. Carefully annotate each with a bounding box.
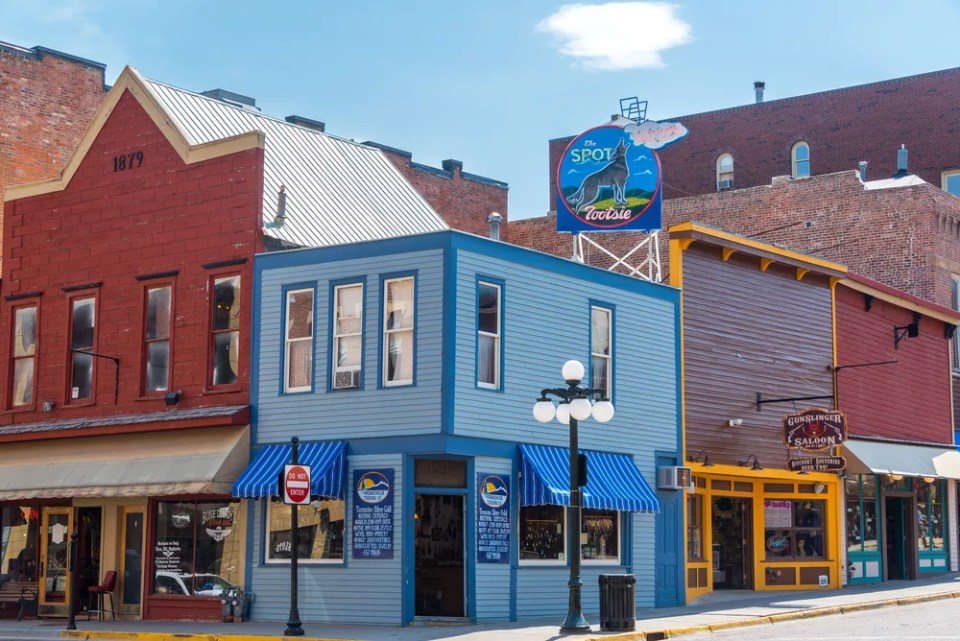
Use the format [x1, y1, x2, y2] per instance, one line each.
[155, 571, 238, 597]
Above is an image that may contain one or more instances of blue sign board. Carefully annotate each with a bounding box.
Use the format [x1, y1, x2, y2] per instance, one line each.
[352, 468, 394, 559]
[476, 473, 510, 564]
[556, 118, 687, 233]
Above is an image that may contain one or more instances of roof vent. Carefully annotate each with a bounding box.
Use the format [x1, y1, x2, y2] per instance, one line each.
[200, 88, 260, 112]
[487, 212, 502, 241]
[893, 144, 909, 178]
[858, 161, 868, 182]
[285, 115, 325, 132]
[754, 81, 765, 104]
[273, 185, 287, 227]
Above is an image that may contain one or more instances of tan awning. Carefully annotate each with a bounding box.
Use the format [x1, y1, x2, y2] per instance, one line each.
[0, 425, 249, 500]
[843, 439, 960, 480]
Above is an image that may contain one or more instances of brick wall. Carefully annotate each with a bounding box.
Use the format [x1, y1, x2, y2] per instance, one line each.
[548, 67, 960, 208]
[0, 90, 263, 423]
[371, 144, 509, 239]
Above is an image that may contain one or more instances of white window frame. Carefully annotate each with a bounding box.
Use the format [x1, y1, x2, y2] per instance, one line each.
[716, 153, 734, 190]
[477, 281, 501, 389]
[952, 276, 960, 373]
[264, 498, 345, 565]
[332, 283, 363, 388]
[11, 305, 38, 408]
[382, 276, 414, 387]
[943, 169, 960, 197]
[284, 288, 314, 393]
[518, 505, 622, 566]
[591, 305, 612, 399]
[792, 141, 810, 178]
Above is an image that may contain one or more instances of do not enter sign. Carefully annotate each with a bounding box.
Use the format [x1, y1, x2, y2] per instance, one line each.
[282, 464, 312, 505]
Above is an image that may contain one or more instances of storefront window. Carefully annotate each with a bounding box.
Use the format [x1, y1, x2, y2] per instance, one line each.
[687, 494, 704, 560]
[845, 476, 877, 553]
[152, 501, 244, 597]
[265, 498, 344, 563]
[1, 506, 40, 580]
[763, 499, 825, 560]
[917, 479, 944, 551]
[519, 505, 620, 564]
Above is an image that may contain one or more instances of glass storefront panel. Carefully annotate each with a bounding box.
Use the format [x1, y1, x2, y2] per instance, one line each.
[1, 506, 40, 581]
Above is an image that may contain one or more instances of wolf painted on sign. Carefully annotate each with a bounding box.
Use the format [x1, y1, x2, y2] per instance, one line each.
[566, 137, 630, 213]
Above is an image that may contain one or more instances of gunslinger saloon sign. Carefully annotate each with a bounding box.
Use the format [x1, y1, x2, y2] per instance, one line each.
[783, 408, 847, 450]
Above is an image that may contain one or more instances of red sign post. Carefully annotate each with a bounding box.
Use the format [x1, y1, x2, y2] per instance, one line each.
[283, 464, 312, 505]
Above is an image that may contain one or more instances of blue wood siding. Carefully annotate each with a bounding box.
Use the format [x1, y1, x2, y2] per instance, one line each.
[248, 454, 403, 624]
[255, 250, 444, 443]
[474, 455, 512, 622]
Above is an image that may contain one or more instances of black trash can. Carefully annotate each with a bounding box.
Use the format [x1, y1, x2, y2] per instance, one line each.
[598, 574, 636, 632]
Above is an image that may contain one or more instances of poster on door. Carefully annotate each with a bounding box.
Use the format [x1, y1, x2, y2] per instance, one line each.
[477, 473, 510, 563]
[352, 468, 394, 559]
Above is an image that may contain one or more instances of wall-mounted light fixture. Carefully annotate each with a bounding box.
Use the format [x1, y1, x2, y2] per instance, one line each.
[689, 450, 715, 467]
[813, 483, 827, 494]
[727, 418, 743, 427]
[922, 476, 936, 484]
[885, 473, 904, 484]
[42, 400, 55, 413]
[164, 390, 183, 406]
[893, 312, 922, 349]
[739, 454, 763, 471]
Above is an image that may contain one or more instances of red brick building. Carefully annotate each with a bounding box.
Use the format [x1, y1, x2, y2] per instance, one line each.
[0, 66, 449, 620]
[546, 67, 960, 209]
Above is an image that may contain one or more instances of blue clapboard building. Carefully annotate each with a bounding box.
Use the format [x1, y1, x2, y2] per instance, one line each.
[232, 230, 682, 624]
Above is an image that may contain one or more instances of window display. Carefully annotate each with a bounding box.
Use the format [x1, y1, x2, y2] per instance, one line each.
[763, 499, 825, 560]
[917, 479, 944, 551]
[519, 505, 620, 563]
[266, 498, 344, 562]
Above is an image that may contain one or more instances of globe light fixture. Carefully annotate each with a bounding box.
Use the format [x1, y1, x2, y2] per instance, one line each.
[530, 359, 615, 634]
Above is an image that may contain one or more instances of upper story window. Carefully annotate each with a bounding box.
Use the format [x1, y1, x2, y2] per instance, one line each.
[210, 275, 240, 387]
[591, 305, 612, 398]
[943, 170, 960, 197]
[284, 288, 314, 393]
[952, 277, 960, 372]
[382, 276, 414, 386]
[143, 285, 172, 393]
[792, 142, 810, 178]
[477, 281, 502, 389]
[11, 305, 37, 407]
[69, 297, 96, 402]
[716, 153, 734, 190]
[332, 283, 363, 390]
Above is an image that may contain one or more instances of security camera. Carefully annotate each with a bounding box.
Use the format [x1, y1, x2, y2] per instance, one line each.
[727, 418, 743, 427]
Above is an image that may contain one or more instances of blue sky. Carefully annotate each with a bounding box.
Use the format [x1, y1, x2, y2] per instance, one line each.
[2, 1, 958, 220]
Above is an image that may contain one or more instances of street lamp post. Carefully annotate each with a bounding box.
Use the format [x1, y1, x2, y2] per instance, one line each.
[533, 360, 615, 635]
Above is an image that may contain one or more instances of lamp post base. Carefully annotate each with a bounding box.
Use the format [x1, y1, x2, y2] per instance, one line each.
[559, 612, 591, 634]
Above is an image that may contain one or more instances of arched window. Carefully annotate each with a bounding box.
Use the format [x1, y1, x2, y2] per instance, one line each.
[716, 153, 734, 190]
[792, 142, 810, 178]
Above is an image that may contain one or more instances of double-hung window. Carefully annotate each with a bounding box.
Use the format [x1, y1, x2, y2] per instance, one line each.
[792, 142, 810, 178]
[942, 170, 960, 197]
[210, 275, 240, 387]
[11, 305, 38, 407]
[69, 297, 96, 401]
[143, 285, 172, 393]
[284, 288, 314, 393]
[332, 283, 363, 390]
[591, 305, 612, 398]
[382, 276, 414, 386]
[477, 281, 501, 389]
[952, 278, 960, 372]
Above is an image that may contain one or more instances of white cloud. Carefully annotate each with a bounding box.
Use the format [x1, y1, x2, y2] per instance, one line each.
[537, 2, 692, 71]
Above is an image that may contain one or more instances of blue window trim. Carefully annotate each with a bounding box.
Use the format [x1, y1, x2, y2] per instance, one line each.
[279, 281, 317, 396]
[475, 275, 505, 392]
[588, 300, 615, 403]
[327, 276, 367, 393]
[378, 271, 418, 389]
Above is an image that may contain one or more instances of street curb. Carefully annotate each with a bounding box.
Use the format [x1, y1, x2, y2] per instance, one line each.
[60, 633, 363, 641]
[594, 590, 960, 641]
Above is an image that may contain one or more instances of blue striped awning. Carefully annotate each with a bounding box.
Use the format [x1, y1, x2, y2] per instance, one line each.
[519, 444, 660, 513]
[232, 441, 345, 499]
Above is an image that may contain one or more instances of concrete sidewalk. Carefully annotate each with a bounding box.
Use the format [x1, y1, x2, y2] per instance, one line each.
[2, 574, 960, 641]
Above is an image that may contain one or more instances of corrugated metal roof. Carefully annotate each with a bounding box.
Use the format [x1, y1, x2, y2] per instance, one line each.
[142, 76, 448, 248]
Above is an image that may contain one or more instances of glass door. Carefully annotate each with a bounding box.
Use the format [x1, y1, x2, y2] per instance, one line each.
[119, 508, 145, 616]
[40, 507, 72, 606]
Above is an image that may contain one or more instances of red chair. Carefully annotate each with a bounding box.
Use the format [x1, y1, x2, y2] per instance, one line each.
[87, 571, 117, 621]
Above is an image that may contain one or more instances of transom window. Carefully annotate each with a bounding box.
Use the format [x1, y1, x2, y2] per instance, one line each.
[332, 283, 363, 390]
[11, 305, 37, 407]
[944, 170, 960, 197]
[591, 306, 612, 398]
[284, 288, 314, 393]
[143, 285, 172, 393]
[792, 142, 810, 178]
[477, 281, 501, 389]
[69, 297, 96, 401]
[519, 504, 620, 564]
[716, 153, 734, 190]
[210, 275, 240, 387]
[382, 276, 414, 386]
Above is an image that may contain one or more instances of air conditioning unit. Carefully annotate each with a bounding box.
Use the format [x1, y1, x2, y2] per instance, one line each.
[657, 466, 695, 492]
[333, 369, 361, 390]
[717, 178, 734, 190]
